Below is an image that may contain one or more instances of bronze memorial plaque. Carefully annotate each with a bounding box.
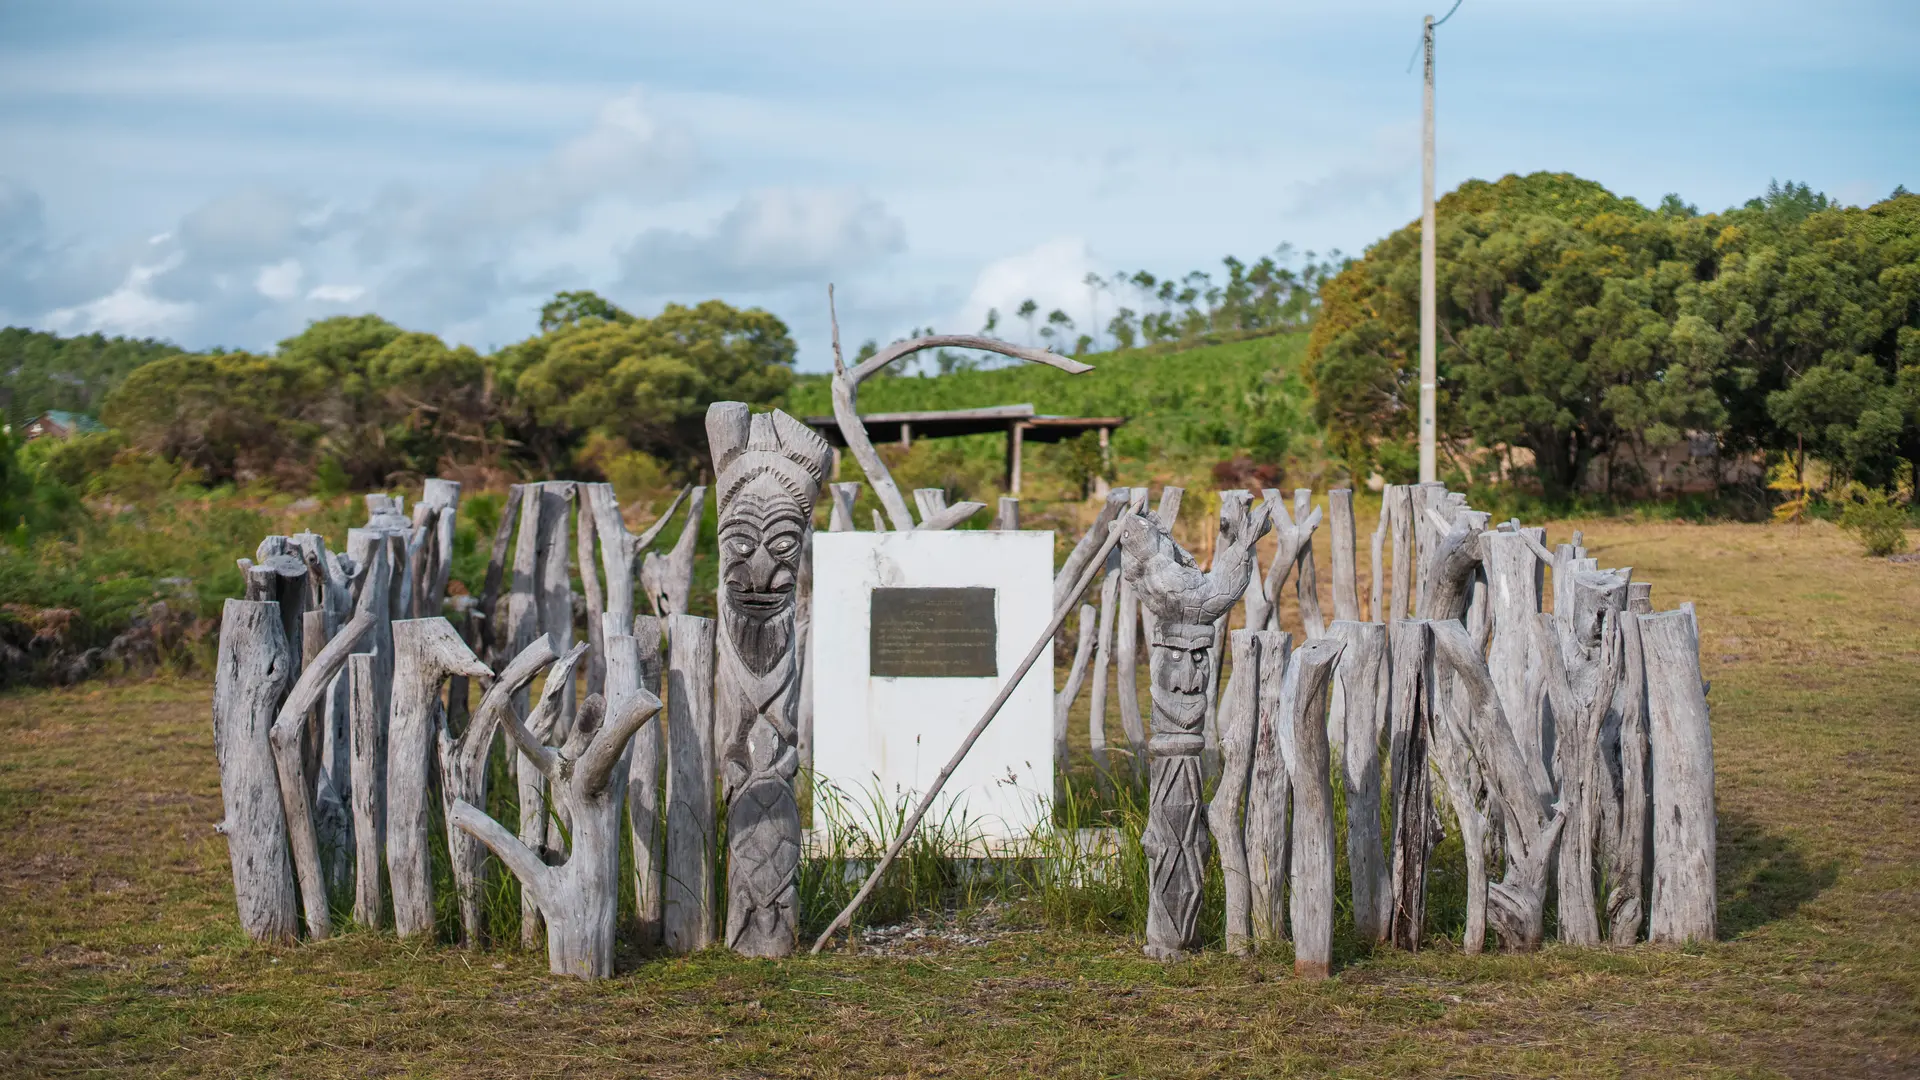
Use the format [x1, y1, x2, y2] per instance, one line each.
[869, 587, 998, 678]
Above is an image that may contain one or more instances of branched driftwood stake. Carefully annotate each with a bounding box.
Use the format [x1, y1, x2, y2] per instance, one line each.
[1055, 603, 1097, 785]
[1327, 619, 1390, 941]
[1121, 496, 1270, 960]
[1285, 637, 1346, 979]
[213, 599, 297, 943]
[478, 483, 524, 665]
[453, 683, 664, 979]
[1245, 629, 1292, 945]
[826, 284, 1094, 531]
[437, 636, 555, 945]
[642, 487, 708, 619]
[510, 481, 576, 945]
[268, 592, 378, 941]
[663, 613, 718, 954]
[387, 618, 492, 940]
[1642, 604, 1716, 945]
[1256, 488, 1321, 634]
[1538, 570, 1628, 945]
[1055, 488, 1132, 610]
[709, 402, 832, 957]
[1430, 621, 1566, 951]
[810, 518, 1126, 955]
[1208, 629, 1262, 955]
[1419, 507, 1491, 622]
[1292, 489, 1326, 638]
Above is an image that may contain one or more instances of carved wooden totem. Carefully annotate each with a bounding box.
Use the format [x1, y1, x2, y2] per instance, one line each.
[1119, 496, 1270, 959]
[706, 402, 832, 957]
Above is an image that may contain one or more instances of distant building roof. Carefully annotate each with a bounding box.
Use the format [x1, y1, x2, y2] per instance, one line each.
[22, 411, 107, 440]
[803, 403, 1127, 447]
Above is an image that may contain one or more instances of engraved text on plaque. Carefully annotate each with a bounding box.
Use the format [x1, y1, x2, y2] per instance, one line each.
[869, 587, 997, 677]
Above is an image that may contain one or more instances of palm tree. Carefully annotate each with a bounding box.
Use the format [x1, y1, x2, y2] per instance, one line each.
[1046, 309, 1074, 352]
[1082, 272, 1105, 351]
[1016, 298, 1039, 345]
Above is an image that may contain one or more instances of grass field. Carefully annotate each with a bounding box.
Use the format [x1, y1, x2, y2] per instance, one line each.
[2, 516, 1917, 1077]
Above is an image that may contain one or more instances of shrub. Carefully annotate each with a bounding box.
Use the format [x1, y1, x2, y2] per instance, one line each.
[1838, 488, 1910, 557]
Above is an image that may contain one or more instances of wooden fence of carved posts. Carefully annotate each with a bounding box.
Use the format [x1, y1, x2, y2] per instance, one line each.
[210, 331, 1714, 979]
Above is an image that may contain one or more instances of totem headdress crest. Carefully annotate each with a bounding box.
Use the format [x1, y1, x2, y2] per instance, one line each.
[706, 402, 832, 514]
[1118, 499, 1272, 626]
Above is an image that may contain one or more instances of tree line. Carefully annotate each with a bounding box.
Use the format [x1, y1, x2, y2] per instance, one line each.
[1308, 172, 1920, 497]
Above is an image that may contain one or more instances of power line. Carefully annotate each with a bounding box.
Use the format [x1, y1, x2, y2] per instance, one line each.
[1405, 0, 1463, 72]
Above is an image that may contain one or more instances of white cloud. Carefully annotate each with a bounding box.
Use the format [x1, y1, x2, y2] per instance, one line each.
[953, 238, 1103, 346]
[619, 187, 905, 295]
[307, 283, 366, 303]
[45, 257, 193, 338]
[255, 259, 302, 301]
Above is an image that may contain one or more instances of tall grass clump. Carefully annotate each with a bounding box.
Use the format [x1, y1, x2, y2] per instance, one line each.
[798, 775, 992, 938]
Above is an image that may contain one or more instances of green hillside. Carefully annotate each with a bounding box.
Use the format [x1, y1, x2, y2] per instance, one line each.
[785, 332, 1329, 504]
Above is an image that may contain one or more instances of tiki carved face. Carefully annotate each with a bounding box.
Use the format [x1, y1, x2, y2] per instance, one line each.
[1150, 621, 1214, 732]
[718, 479, 808, 623]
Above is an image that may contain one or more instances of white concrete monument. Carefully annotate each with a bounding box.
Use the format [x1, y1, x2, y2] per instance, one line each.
[811, 530, 1054, 841]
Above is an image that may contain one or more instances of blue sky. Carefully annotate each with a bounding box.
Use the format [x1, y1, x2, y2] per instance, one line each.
[1, 0, 1915, 370]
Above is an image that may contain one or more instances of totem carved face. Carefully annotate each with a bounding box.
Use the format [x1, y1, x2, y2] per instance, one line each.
[1150, 621, 1213, 732]
[718, 480, 808, 623]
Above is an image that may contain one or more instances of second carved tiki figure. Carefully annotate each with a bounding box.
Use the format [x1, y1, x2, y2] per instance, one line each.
[1120, 497, 1270, 959]
[706, 402, 832, 957]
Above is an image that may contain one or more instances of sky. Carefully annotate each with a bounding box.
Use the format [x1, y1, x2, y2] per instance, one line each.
[1, 0, 1916, 371]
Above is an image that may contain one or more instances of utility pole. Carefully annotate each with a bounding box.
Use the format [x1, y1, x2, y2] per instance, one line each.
[1419, 13, 1438, 484]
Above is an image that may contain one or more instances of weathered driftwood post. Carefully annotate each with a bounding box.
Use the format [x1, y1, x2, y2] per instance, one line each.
[386, 617, 492, 940]
[1054, 604, 1098, 785]
[1114, 488, 1153, 784]
[1328, 488, 1361, 623]
[663, 613, 718, 954]
[1427, 652, 1493, 955]
[477, 483, 524, 665]
[1245, 629, 1293, 944]
[452, 684, 663, 979]
[1604, 602, 1652, 944]
[828, 482, 860, 532]
[438, 637, 555, 945]
[346, 654, 382, 926]
[1119, 495, 1270, 960]
[1483, 528, 1548, 775]
[1387, 484, 1415, 623]
[1327, 619, 1390, 941]
[995, 495, 1020, 531]
[1285, 637, 1345, 979]
[1086, 545, 1121, 790]
[213, 599, 297, 943]
[1206, 628, 1262, 955]
[633, 489, 707, 948]
[510, 480, 576, 946]
[1388, 620, 1439, 950]
[1642, 604, 1716, 945]
[707, 402, 833, 957]
[1538, 570, 1628, 945]
[1370, 488, 1391, 621]
[1291, 489, 1326, 638]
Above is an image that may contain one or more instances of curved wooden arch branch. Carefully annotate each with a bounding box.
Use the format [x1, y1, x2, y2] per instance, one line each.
[827, 285, 1094, 531]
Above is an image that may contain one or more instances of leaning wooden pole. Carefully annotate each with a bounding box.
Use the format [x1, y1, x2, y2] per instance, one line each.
[1642, 604, 1716, 945]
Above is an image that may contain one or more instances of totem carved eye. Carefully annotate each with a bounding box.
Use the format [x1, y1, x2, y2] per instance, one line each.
[728, 538, 755, 556]
[768, 535, 797, 556]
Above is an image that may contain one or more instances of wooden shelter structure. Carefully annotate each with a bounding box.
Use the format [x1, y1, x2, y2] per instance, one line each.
[803, 403, 1127, 495]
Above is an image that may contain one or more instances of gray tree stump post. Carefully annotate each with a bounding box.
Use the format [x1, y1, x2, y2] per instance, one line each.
[1291, 489, 1326, 638]
[213, 599, 298, 943]
[476, 483, 524, 666]
[453, 683, 663, 979]
[1538, 570, 1628, 945]
[1285, 637, 1346, 979]
[1206, 628, 1262, 955]
[708, 403, 832, 958]
[1642, 604, 1716, 945]
[994, 496, 1020, 530]
[1119, 495, 1270, 960]
[1256, 489, 1321, 635]
[1245, 630, 1293, 945]
[512, 481, 575, 947]
[386, 617, 491, 940]
[628, 613, 665, 931]
[1370, 488, 1392, 622]
[663, 613, 718, 953]
[438, 636, 555, 945]
[346, 654, 382, 926]
[1328, 619, 1390, 941]
[1483, 529, 1550, 786]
